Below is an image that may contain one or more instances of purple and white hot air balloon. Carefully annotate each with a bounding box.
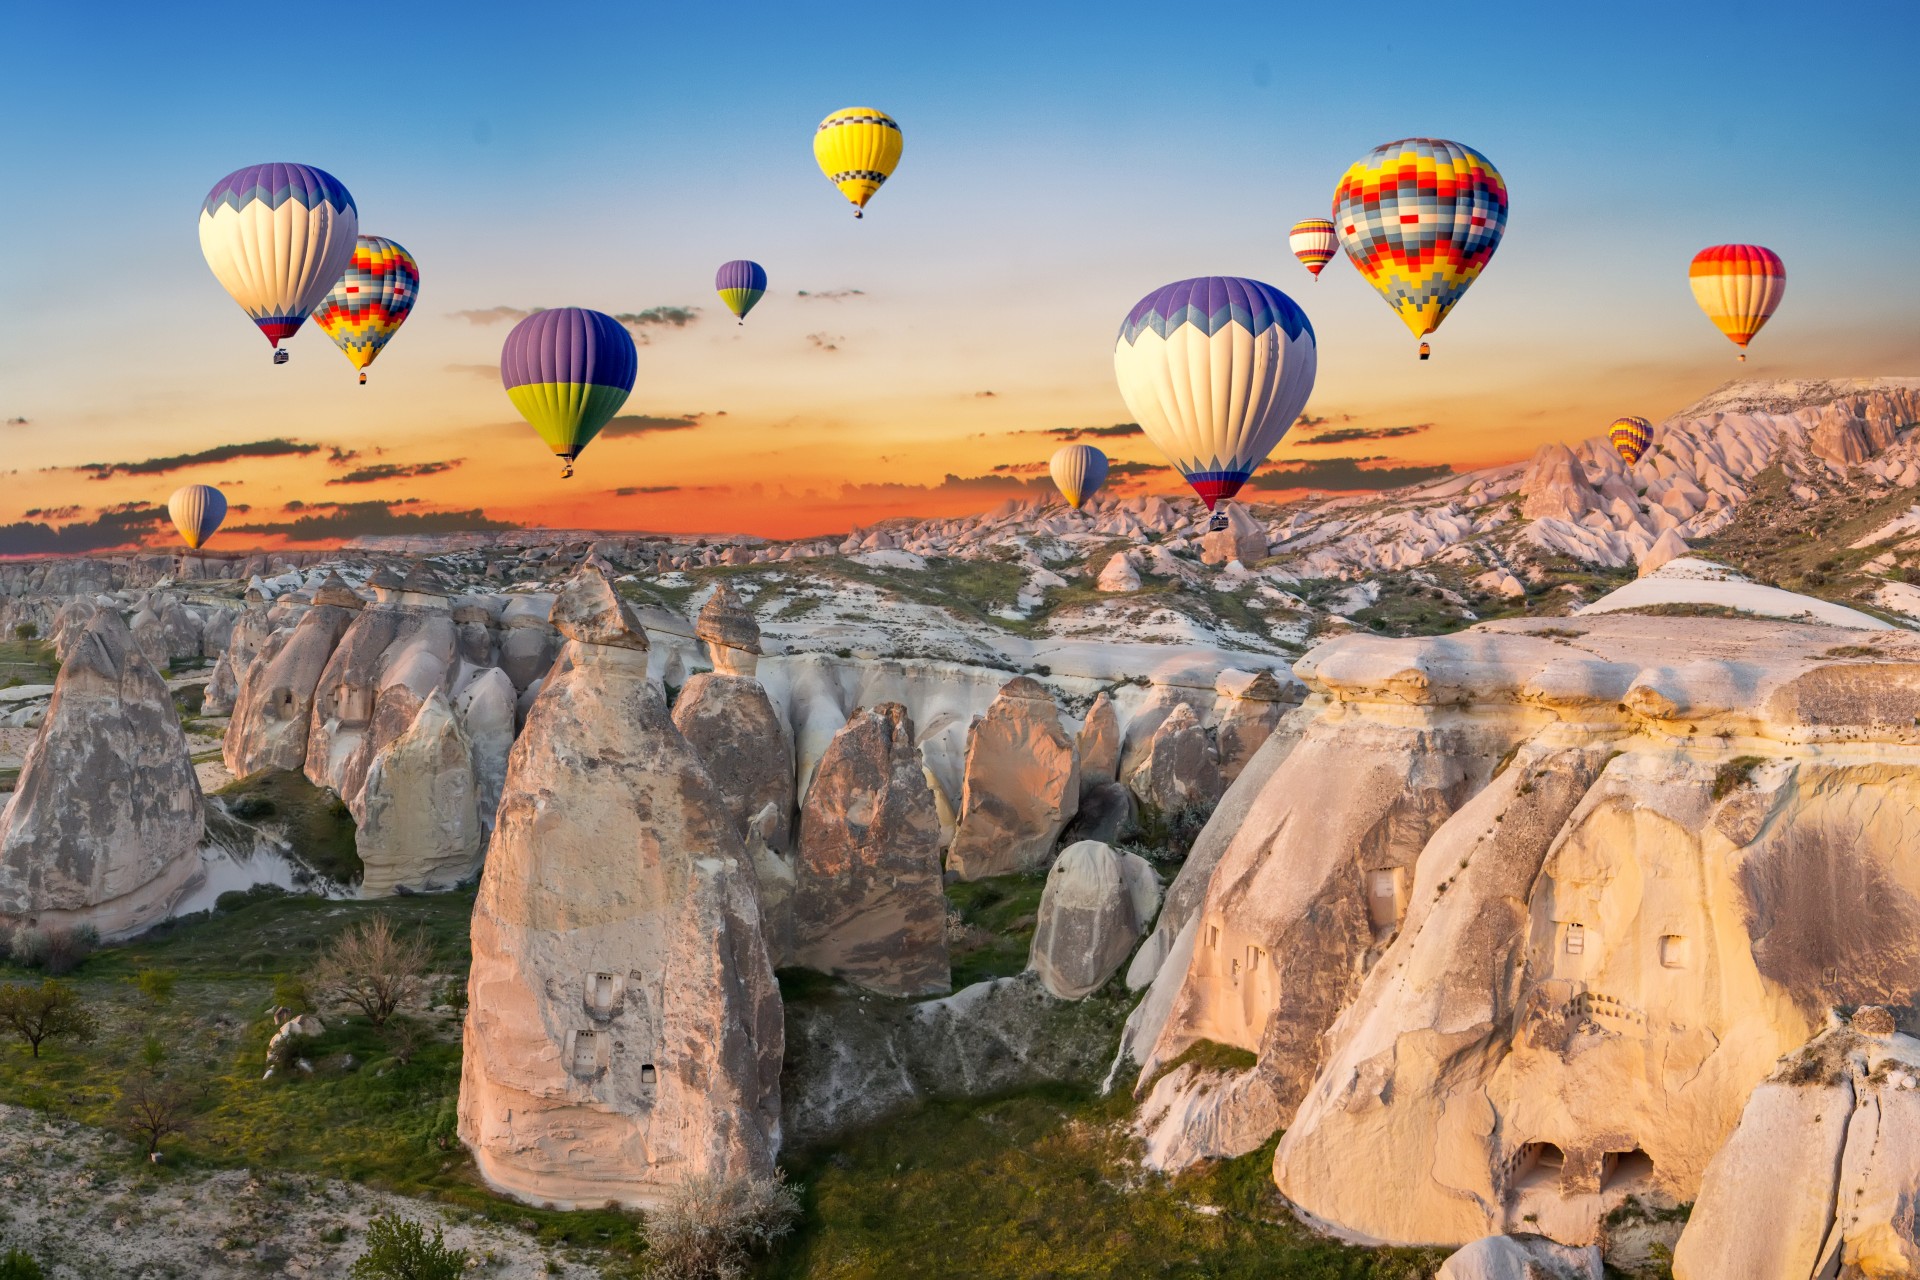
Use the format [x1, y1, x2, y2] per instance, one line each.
[198, 163, 358, 361]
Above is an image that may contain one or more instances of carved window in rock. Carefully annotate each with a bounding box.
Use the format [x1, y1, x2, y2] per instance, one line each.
[568, 1029, 603, 1078]
[1601, 1148, 1654, 1190]
[1564, 923, 1585, 956]
[640, 1063, 658, 1103]
[1208, 924, 1221, 952]
[337, 685, 372, 727]
[273, 688, 296, 721]
[1366, 867, 1407, 932]
[584, 971, 625, 1020]
[1659, 935, 1687, 969]
[1514, 1141, 1564, 1191]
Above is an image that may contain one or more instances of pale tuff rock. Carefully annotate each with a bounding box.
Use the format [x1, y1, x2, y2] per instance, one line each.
[1211, 669, 1289, 785]
[452, 667, 516, 835]
[356, 691, 483, 897]
[1096, 552, 1141, 593]
[1579, 557, 1891, 629]
[1077, 691, 1122, 791]
[223, 603, 356, 778]
[1125, 703, 1223, 815]
[946, 676, 1081, 880]
[1436, 1236, 1602, 1280]
[0, 609, 203, 938]
[549, 572, 647, 649]
[1200, 503, 1268, 567]
[1028, 841, 1160, 1000]
[458, 567, 781, 1211]
[696, 583, 762, 676]
[671, 672, 795, 853]
[1521, 443, 1600, 523]
[793, 703, 950, 997]
[496, 593, 562, 690]
[744, 802, 796, 966]
[1636, 528, 1691, 576]
[311, 570, 364, 609]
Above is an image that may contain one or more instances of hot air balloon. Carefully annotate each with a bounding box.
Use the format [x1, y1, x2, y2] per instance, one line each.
[1049, 445, 1109, 510]
[1689, 245, 1784, 361]
[1332, 138, 1507, 358]
[500, 309, 638, 479]
[199, 163, 358, 361]
[312, 236, 419, 384]
[813, 107, 902, 218]
[1112, 276, 1318, 510]
[716, 260, 768, 323]
[168, 484, 227, 550]
[1609, 416, 1654, 467]
[1288, 218, 1338, 280]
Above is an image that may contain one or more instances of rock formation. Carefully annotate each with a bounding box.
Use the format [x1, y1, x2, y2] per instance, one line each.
[223, 602, 355, 778]
[1436, 1236, 1601, 1280]
[453, 667, 516, 835]
[1125, 702, 1223, 815]
[1077, 691, 1121, 791]
[1199, 503, 1268, 567]
[1096, 552, 1141, 592]
[0, 609, 204, 938]
[671, 674, 794, 855]
[1211, 669, 1289, 784]
[1520, 442, 1600, 523]
[1028, 841, 1160, 1000]
[696, 583, 761, 675]
[305, 594, 457, 817]
[946, 676, 1080, 880]
[459, 567, 782, 1210]
[792, 703, 950, 997]
[356, 691, 483, 897]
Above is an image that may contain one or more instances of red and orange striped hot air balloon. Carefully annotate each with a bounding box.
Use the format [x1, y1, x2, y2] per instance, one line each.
[1689, 244, 1784, 361]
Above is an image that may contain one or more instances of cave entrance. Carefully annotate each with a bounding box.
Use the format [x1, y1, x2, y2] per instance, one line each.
[1602, 1148, 1655, 1190]
[1515, 1142, 1564, 1191]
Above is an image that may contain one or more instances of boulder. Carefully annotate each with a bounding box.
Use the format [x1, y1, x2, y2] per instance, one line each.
[0, 609, 204, 938]
[458, 567, 782, 1211]
[1436, 1236, 1602, 1280]
[1125, 702, 1223, 815]
[946, 676, 1080, 880]
[453, 667, 516, 835]
[266, 1013, 325, 1062]
[1078, 691, 1122, 790]
[223, 603, 355, 778]
[671, 672, 795, 853]
[356, 691, 484, 897]
[792, 703, 950, 997]
[1028, 841, 1160, 1000]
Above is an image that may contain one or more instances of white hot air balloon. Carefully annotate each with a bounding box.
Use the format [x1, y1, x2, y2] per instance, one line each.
[1112, 276, 1317, 510]
[1049, 444, 1109, 509]
[199, 163, 359, 362]
[168, 484, 227, 549]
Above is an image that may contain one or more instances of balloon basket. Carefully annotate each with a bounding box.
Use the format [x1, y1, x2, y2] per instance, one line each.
[359, 372, 368, 385]
[273, 349, 290, 366]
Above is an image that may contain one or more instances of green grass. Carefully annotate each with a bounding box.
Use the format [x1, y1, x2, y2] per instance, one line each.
[944, 875, 1048, 989]
[0, 639, 58, 687]
[214, 771, 362, 884]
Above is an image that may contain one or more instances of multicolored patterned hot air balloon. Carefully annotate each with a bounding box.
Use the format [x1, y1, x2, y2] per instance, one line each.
[168, 484, 227, 550]
[500, 309, 638, 479]
[813, 108, 902, 218]
[1288, 218, 1338, 280]
[312, 236, 419, 384]
[715, 260, 768, 323]
[198, 163, 358, 359]
[1609, 416, 1654, 467]
[1112, 277, 1318, 511]
[1049, 444, 1109, 510]
[1689, 244, 1785, 362]
[1333, 138, 1507, 358]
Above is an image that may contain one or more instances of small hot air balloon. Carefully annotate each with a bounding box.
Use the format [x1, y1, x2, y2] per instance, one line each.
[813, 107, 902, 218]
[168, 484, 227, 550]
[1609, 416, 1654, 467]
[1288, 218, 1338, 279]
[199, 163, 358, 360]
[313, 236, 419, 384]
[1689, 245, 1784, 362]
[500, 309, 638, 479]
[1113, 276, 1318, 510]
[1333, 138, 1507, 357]
[716, 260, 768, 323]
[1049, 445, 1109, 510]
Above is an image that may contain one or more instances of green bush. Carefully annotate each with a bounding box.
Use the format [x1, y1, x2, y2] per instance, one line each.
[348, 1214, 468, 1280]
[0, 1247, 44, 1279]
[135, 968, 177, 1003]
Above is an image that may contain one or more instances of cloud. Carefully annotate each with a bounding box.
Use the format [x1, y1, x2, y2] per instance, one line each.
[450, 305, 699, 342]
[1294, 424, 1433, 446]
[974, 391, 997, 399]
[20, 506, 80, 520]
[326, 460, 463, 486]
[4, 417, 25, 427]
[1104, 461, 1160, 477]
[796, 289, 865, 301]
[611, 485, 683, 496]
[805, 333, 841, 352]
[231, 500, 517, 542]
[66, 438, 322, 479]
[1248, 457, 1452, 492]
[992, 462, 1050, 475]
[0, 503, 167, 555]
[450, 307, 537, 325]
[1020, 423, 1143, 441]
[838, 471, 1057, 501]
[599, 413, 704, 438]
[327, 446, 362, 465]
[446, 363, 500, 379]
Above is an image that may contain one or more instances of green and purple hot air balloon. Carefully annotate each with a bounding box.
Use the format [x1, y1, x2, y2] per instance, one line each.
[500, 308, 637, 479]
[715, 260, 768, 323]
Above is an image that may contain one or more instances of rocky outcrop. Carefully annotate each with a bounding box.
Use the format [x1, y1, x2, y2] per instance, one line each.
[671, 673, 794, 854]
[1096, 552, 1141, 592]
[495, 594, 560, 691]
[1521, 442, 1599, 523]
[356, 692, 483, 897]
[1212, 669, 1290, 784]
[793, 703, 950, 997]
[459, 568, 781, 1211]
[305, 598, 457, 818]
[1125, 702, 1223, 815]
[696, 583, 761, 676]
[0, 610, 203, 938]
[1078, 691, 1121, 791]
[1437, 1236, 1601, 1280]
[1199, 503, 1268, 567]
[1029, 841, 1159, 1000]
[223, 603, 355, 778]
[946, 676, 1080, 880]
[453, 667, 516, 835]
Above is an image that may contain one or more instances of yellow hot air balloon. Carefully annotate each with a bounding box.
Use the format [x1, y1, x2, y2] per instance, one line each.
[1689, 244, 1785, 362]
[1049, 445, 1109, 509]
[168, 484, 227, 550]
[813, 107, 902, 218]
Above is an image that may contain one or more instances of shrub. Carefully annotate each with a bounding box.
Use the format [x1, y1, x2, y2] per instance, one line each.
[11, 926, 97, 976]
[643, 1170, 801, 1280]
[272, 972, 313, 1015]
[348, 1214, 468, 1280]
[135, 968, 177, 1004]
[10, 623, 35, 642]
[6, 929, 46, 969]
[0, 980, 98, 1058]
[307, 914, 430, 1027]
[381, 1015, 424, 1067]
[0, 1246, 44, 1279]
[116, 1075, 198, 1155]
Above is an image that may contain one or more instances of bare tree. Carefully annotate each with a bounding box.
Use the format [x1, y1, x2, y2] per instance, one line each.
[306, 914, 431, 1027]
[644, 1170, 801, 1280]
[0, 980, 98, 1058]
[116, 1075, 197, 1155]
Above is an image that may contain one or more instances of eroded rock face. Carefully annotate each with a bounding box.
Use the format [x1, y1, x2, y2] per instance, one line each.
[1029, 841, 1159, 1000]
[1212, 669, 1290, 784]
[0, 609, 204, 938]
[1521, 442, 1599, 523]
[1078, 691, 1122, 791]
[1199, 503, 1268, 567]
[304, 600, 458, 818]
[793, 703, 950, 997]
[946, 676, 1080, 881]
[458, 568, 781, 1211]
[357, 691, 483, 897]
[453, 667, 516, 836]
[671, 673, 795, 854]
[1126, 702, 1223, 815]
[1436, 1236, 1602, 1280]
[696, 583, 762, 676]
[223, 603, 355, 778]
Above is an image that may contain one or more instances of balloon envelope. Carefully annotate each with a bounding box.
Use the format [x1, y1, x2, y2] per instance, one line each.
[1288, 218, 1338, 279]
[813, 107, 902, 216]
[199, 163, 358, 348]
[716, 260, 768, 321]
[1049, 445, 1109, 509]
[500, 309, 638, 476]
[313, 236, 419, 378]
[169, 484, 227, 550]
[1332, 138, 1507, 346]
[1609, 416, 1653, 466]
[1689, 244, 1784, 356]
[1112, 276, 1317, 510]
